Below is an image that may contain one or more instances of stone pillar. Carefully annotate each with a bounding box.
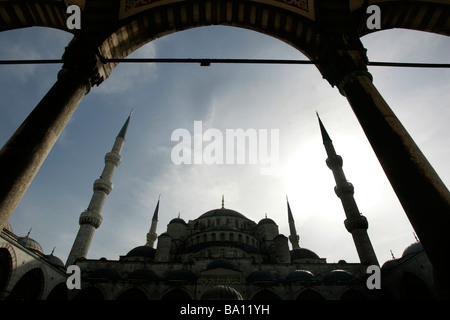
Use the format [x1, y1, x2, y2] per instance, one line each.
[0, 69, 90, 230]
[0, 38, 108, 232]
[317, 34, 450, 289]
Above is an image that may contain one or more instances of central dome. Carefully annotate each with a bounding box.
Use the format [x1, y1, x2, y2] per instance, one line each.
[198, 208, 249, 220]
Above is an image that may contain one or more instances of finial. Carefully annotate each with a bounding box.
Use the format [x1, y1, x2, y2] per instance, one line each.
[129, 109, 134, 117]
[265, 213, 267, 219]
[221, 195, 224, 209]
[158, 194, 161, 201]
[413, 232, 419, 242]
[26, 228, 32, 237]
[51, 247, 56, 255]
[390, 250, 396, 259]
[178, 212, 180, 219]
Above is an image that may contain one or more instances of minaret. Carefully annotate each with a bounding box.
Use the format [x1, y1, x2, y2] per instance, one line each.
[286, 195, 300, 249]
[66, 111, 132, 266]
[317, 113, 378, 266]
[146, 195, 160, 248]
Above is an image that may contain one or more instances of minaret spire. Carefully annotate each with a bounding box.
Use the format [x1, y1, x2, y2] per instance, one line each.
[146, 195, 160, 248]
[317, 114, 378, 266]
[286, 195, 300, 249]
[66, 112, 132, 266]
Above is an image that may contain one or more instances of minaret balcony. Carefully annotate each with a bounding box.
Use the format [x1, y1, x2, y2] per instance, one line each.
[326, 155, 343, 169]
[94, 178, 113, 194]
[105, 152, 122, 166]
[334, 182, 354, 197]
[79, 210, 103, 228]
[344, 215, 368, 233]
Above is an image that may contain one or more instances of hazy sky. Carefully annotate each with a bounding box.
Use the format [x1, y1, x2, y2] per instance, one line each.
[1, 24, 449, 267]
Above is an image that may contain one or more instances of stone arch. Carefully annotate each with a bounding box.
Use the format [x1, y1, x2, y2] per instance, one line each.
[46, 282, 68, 300]
[0, 247, 13, 295]
[399, 271, 434, 299]
[6, 267, 45, 300]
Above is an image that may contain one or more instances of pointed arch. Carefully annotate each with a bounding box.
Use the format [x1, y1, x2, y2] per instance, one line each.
[7, 267, 45, 300]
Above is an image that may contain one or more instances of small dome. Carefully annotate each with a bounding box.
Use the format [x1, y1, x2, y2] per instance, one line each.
[169, 218, 187, 225]
[45, 254, 65, 268]
[381, 259, 400, 271]
[127, 269, 160, 281]
[247, 270, 277, 283]
[18, 236, 43, 253]
[285, 270, 318, 283]
[167, 269, 198, 282]
[324, 270, 358, 284]
[206, 258, 240, 272]
[291, 248, 320, 260]
[126, 246, 156, 259]
[402, 242, 423, 258]
[201, 285, 243, 300]
[257, 218, 277, 226]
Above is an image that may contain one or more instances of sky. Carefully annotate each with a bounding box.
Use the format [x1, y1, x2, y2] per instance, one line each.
[0, 23, 449, 268]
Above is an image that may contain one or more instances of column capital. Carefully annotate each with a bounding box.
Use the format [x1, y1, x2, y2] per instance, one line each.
[61, 37, 110, 88]
[316, 34, 371, 94]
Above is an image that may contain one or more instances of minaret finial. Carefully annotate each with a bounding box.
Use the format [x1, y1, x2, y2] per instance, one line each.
[316, 112, 332, 143]
[51, 247, 56, 255]
[26, 228, 32, 237]
[221, 195, 224, 209]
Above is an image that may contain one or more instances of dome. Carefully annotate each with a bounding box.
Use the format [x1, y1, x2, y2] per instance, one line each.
[167, 269, 198, 282]
[324, 270, 358, 284]
[257, 218, 277, 226]
[381, 259, 400, 271]
[201, 285, 243, 300]
[127, 269, 160, 281]
[169, 218, 187, 225]
[198, 208, 249, 220]
[45, 254, 65, 268]
[402, 242, 423, 258]
[247, 270, 277, 283]
[285, 270, 318, 283]
[18, 236, 43, 253]
[126, 246, 156, 259]
[206, 258, 240, 272]
[291, 248, 320, 260]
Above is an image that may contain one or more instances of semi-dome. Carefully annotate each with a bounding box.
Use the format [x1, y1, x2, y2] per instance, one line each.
[206, 258, 240, 272]
[198, 208, 249, 220]
[126, 246, 156, 259]
[45, 254, 65, 268]
[291, 248, 320, 260]
[402, 242, 423, 258]
[18, 236, 43, 253]
[285, 270, 318, 283]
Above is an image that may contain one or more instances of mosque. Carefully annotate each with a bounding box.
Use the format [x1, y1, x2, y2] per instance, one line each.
[0, 113, 444, 300]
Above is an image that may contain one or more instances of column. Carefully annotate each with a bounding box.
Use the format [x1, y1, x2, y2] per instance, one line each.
[317, 34, 450, 289]
[0, 39, 107, 231]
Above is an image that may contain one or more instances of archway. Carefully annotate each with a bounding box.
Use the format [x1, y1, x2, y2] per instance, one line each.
[7, 267, 45, 300]
[0, 0, 449, 290]
[0, 248, 12, 295]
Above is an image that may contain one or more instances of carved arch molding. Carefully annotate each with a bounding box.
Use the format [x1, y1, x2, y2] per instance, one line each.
[0, 0, 448, 84]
